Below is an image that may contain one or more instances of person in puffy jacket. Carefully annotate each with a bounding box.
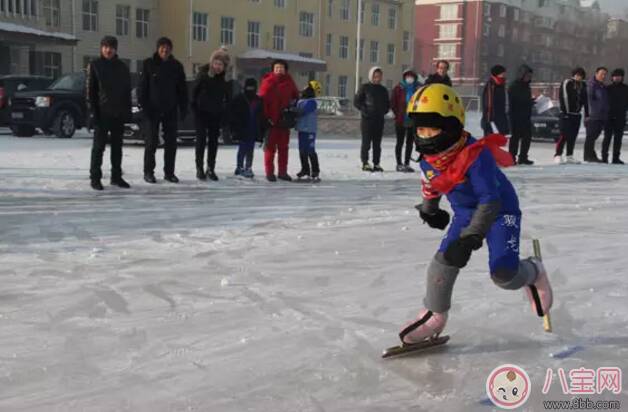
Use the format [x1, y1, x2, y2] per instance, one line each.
[602, 68, 628, 164]
[584, 67, 609, 163]
[354, 66, 390, 172]
[391, 69, 421, 172]
[508, 64, 535, 165]
[481, 65, 509, 137]
[424, 60, 453, 87]
[138, 37, 188, 184]
[191, 48, 231, 181]
[258, 59, 299, 182]
[295, 80, 321, 182]
[554, 67, 589, 164]
[87, 36, 132, 191]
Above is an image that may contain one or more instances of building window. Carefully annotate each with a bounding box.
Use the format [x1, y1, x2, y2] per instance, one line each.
[358, 38, 364, 61]
[274, 0, 286, 7]
[498, 24, 505, 37]
[116, 5, 130, 36]
[370, 40, 378, 63]
[82, 0, 98, 31]
[299, 12, 314, 37]
[30, 51, 62, 78]
[513, 8, 520, 21]
[439, 4, 458, 20]
[43, 0, 60, 27]
[340, 0, 350, 21]
[221, 17, 235, 45]
[325, 33, 332, 56]
[497, 44, 504, 57]
[386, 79, 393, 90]
[371, 3, 379, 26]
[324, 74, 331, 96]
[338, 75, 348, 98]
[339, 35, 349, 59]
[136, 8, 149, 38]
[483, 24, 490, 37]
[359, 0, 364, 23]
[388, 7, 396, 29]
[437, 43, 456, 59]
[512, 27, 519, 41]
[273, 25, 285, 50]
[403, 31, 410, 51]
[327, 0, 333, 17]
[449, 62, 458, 77]
[500, 4, 506, 18]
[439, 24, 457, 39]
[387, 43, 395, 65]
[193, 12, 208, 42]
[247, 21, 260, 48]
[483, 3, 491, 17]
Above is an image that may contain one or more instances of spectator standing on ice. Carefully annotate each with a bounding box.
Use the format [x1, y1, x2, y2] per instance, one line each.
[424, 60, 453, 87]
[554, 67, 589, 164]
[391, 69, 421, 172]
[481, 65, 509, 137]
[508, 64, 535, 165]
[354, 66, 390, 172]
[602, 68, 628, 164]
[86, 36, 132, 191]
[295, 80, 322, 182]
[584, 67, 609, 163]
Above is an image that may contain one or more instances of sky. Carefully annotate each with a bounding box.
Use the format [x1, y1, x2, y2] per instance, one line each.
[597, 0, 625, 17]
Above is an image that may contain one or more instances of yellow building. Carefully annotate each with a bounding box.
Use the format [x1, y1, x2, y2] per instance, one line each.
[159, 0, 415, 98]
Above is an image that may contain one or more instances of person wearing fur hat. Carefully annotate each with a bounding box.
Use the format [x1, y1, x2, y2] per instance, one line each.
[87, 35, 132, 191]
[391, 69, 421, 172]
[258, 59, 299, 182]
[481, 65, 509, 137]
[397, 83, 552, 346]
[601, 68, 628, 164]
[192, 47, 232, 181]
[138, 37, 188, 184]
[354, 67, 390, 172]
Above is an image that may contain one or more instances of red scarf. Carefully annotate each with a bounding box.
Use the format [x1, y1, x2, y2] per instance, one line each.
[423, 133, 514, 194]
[492, 75, 506, 86]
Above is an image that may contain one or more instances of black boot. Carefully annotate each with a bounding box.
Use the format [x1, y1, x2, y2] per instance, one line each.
[518, 157, 534, 166]
[612, 158, 625, 165]
[309, 153, 320, 179]
[297, 152, 310, 179]
[196, 167, 206, 181]
[164, 174, 179, 183]
[144, 173, 157, 184]
[111, 177, 130, 188]
[278, 174, 293, 182]
[266, 174, 277, 182]
[602, 153, 609, 163]
[91, 179, 104, 191]
[206, 170, 219, 181]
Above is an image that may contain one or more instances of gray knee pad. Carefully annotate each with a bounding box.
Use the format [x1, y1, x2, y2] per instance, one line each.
[491, 258, 538, 290]
[423, 253, 460, 313]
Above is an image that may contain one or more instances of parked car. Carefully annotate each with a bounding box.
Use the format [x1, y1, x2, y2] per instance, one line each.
[9, 71, 87, 138]
[531, 106, 561, 141]
[315, 96, 354, 116]
[0, 75, 53, 130]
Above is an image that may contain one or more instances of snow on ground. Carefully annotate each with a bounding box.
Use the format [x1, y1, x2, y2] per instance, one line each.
[0, 117, 627, 411]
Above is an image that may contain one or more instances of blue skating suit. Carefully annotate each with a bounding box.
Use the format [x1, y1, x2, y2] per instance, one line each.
[421, 136, 521, 273]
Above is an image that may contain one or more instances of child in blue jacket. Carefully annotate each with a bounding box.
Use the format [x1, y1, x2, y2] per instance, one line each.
[398, 83, 554, 344]
[296, 80, 321, 182]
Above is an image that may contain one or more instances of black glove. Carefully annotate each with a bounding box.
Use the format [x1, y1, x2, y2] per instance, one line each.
[416, 205, 450, 230]
[444, 235, 483, 268]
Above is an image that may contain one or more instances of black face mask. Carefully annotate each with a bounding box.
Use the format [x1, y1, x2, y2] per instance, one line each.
[244, 88, 257, 97]
[414, 129, 460, 155]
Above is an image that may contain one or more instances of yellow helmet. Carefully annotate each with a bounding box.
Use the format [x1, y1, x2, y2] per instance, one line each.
[407, 83, 465, 128]
[308, 80, 322, 97]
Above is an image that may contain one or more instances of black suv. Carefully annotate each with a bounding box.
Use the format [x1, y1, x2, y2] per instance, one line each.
[0, 75, 52, 130]
[9, 71, 87, 138]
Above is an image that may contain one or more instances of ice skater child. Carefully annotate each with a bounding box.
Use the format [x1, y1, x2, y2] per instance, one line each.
[229, 78, 265, 178]
[295, 80, 321, 182]
[399, 83, 553, 345]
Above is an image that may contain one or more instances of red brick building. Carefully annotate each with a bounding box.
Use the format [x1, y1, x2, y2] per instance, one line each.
[414, 0, 609, 97]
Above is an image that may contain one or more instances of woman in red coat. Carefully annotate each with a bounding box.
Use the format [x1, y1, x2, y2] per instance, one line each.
[258, 59, 299, 181]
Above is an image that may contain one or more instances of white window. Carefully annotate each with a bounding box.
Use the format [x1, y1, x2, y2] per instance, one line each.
[439, 24, 457, 39]
[359, 0, 364, 23]
[483, 24, 490, 37]
[116, 5, 129, 36]
[499, 5, 506, 18]
[497, 44, 504, 57]
[449, 62, 458, 78]
[273, 25, 285, 50]
[193, 12, 208, 42]
[340, 0, 350, 21]
[299, 12, 314, 37]
[512, 27, 519, 41]
[498, 24, 505, 38]
[327, 0, 333, 17]
[387, 43, 395, 65]
[339, 35, 349, 59]
[43, 0, 60, 27]
[483, 3, 491, 17]
[437, 43, 456, 59]
[325, 33, 332, 56]
[136, 8, 149, 38]
[359, 38, 365, 61]
[403, 31, 410, 51]
[439, 4, 458, 20]
[324, 74, 331, 96]
[513, 8, 520, 21]
[371, 2, 379, 26]
[388, 7, 396, 30]
[43, 52, 61, 78]
[274, 0, 286, 7]
[370, 40, 378, 63]
[338, 75, 348, 98]
[82, 0, 98, 31]
[247, 21, 260, 48]
[221, 17, 235, 45]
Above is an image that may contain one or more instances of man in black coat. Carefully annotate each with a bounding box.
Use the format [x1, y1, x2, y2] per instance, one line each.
[508, 64, 535, 165]
[481, 65, 509, 136]
[602, 68, 628, 164]
[87, 36, 132, 191]
[555, 67, 589, 164]
[354, 66, 390, 172]
[424, 60, 453, 87]
[191, 48, 231, 181]
[139, 37, 188, 183]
